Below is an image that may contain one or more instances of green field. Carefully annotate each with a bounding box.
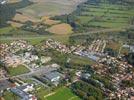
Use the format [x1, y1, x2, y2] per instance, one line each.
[0, 34, 70, 45]
[0, 26, 13, 34]
[70, 0, 134, 31]
[0, 26, 37, 36]
[2, 91, 20, 100]
[35, 85, 51, 100]
[8, 65, 30, 76]
[70, 55, 96, 66]
[45, 87, 80, 100]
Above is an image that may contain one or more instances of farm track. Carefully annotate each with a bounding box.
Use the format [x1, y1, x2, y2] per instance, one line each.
[72, 25, 134, 36]
[0, 25, 134, 41]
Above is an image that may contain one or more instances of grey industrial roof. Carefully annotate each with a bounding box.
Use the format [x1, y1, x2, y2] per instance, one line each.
[44, 71, 61, 80]
[10, 87, 30, 99]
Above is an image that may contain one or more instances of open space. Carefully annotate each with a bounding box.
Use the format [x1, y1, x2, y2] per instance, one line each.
[77, 3, 134, 29]
[0, 34, 70, 45]
[0, 0, 134, 100]
[18, 0, 87, 17]
[0, 26, 13, 34]
[54, 0, 134, 32]
[45, 87, 80, 100]
[47, 23, 73, 35]
[8, 65, 30, 76]
[3, 91, 20, 100]
[41, 16, 60, 25]
[12, 13, 39, 23]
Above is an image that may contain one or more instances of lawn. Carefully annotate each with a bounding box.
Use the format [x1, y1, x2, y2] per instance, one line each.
[0, 27, 37, 37]
[8, 65, 30, 76]
[0, 26, 13, 34]
[2, 91, 20, 100]
[88, 21, 127, 28]
[70, 55, 96, 66]
[0, 34, 70, 45]
[77, 16, 93, 24]
[35, 85, 51, 100]
[45, 87, 80, 100]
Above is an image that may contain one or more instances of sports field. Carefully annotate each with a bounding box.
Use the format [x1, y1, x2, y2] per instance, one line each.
[45, 87, 80, 100]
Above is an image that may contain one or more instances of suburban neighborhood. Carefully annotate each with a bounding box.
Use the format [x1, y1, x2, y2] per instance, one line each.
[0, 38, 134, 100]
[0, 0, 134, 100]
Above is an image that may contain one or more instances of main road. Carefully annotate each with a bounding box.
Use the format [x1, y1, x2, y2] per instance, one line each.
[0, 64, 58, 81]
[1, 25, 134, 41]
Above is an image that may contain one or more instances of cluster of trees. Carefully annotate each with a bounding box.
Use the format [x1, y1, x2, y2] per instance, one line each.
[119, 29, 134, 41]
[92, 74, 116, 91]
[104, 48, 118, 57]
[69, 35, 94, 45]
[51, 0, 134, 33]
[41, 48, 94, 70]
[125, 52, 134, 66]
[86, 0, 101, 5]
[71, 81, 103, 100]
[0, 28, 37, 37]
[21, 21, 50, 35]
[51, 14, 82, 32]
[83, 65, 95, 74]
[0, 0, 32, 27]
[0, 61, 9, 73]
[121, 80, 134, 87]
[0, 4, 15, 27]
[126, 29, 134, 40]
[108, 64, 119, 74]
[86, 0, 132, 4]
[81, 77, 102, 89]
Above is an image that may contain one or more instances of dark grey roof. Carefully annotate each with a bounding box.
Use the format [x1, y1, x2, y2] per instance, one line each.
[0, 80, 11, 90]
[44, 71, 61, 80]
[10, 87, 30, 100]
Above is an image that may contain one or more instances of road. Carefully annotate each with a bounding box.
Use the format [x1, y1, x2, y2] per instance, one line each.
[0, 64, 58, 81]
[0, 35, 48, 41]
[30, 77, 49, 88]
[72, 25, 134, 36]
[1, 25, 134, 41]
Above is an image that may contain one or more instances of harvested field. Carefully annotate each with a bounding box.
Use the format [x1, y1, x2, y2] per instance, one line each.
[18, 0, 87, 17]
[41, 16, 60, 25]
[47, 23, 73, 34]
[12, 13, 40, 23]
[8, 21, 23, 28]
